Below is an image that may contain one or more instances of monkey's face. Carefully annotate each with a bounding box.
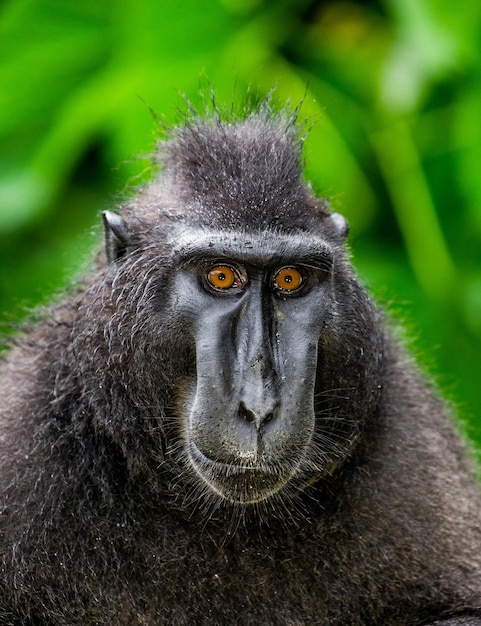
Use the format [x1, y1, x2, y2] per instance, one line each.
[171, 229, 335, 505]
[101, 111, 380, 511]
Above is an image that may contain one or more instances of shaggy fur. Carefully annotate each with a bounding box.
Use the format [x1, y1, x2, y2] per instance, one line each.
[0, 105, 480, 625]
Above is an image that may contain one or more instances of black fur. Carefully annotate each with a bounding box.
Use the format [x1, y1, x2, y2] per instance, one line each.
[0, 104, 480, 625]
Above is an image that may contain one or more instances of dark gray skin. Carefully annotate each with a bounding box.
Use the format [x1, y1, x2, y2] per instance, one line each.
[0, 106, 480, 625]
[171, 229, 334, 504]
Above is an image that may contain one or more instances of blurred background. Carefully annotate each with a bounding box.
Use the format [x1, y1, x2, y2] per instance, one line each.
[1, 0, 481, 450]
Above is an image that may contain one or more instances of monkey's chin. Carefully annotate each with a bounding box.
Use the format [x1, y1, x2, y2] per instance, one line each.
[188, 441, 295, 505]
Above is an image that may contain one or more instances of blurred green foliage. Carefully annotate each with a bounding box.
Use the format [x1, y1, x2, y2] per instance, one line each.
[1, 0, 481, 447]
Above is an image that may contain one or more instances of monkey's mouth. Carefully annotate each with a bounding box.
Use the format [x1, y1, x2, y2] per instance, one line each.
[188, 441, 295, 504]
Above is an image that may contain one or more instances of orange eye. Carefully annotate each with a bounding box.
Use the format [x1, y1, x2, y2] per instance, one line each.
[207, 265, 239, 290]
[273, 267, 304, 293]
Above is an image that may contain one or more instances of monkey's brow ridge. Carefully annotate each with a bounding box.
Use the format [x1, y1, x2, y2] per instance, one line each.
[172, 230, 333, 266]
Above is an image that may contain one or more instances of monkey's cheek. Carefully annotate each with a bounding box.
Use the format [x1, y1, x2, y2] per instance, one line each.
[187, 440, 299, 505]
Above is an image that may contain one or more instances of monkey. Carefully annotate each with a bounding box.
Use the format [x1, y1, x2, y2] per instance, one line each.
[0, 102, 480, 626]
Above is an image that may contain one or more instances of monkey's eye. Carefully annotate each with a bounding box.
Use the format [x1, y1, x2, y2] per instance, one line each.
[206, 264, 246, 293]
[272, 266, 305, 295]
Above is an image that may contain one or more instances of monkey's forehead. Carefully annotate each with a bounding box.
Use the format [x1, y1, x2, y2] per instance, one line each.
[170, 229, 334, 267]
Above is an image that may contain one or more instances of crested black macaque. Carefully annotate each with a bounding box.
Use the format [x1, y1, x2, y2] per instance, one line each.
[0, 104, 480, 626]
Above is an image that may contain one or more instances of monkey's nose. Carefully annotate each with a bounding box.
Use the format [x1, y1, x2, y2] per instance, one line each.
[237, 401, 276, 430]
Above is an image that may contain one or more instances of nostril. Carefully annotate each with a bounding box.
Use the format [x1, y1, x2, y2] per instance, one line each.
[264, 412, 274, 424]
[237, 402, 277, 426]
[238, 401, 256, 423]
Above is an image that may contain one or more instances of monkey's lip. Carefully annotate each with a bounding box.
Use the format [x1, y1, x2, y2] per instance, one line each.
[188, 440, 298, 504]
[188, 440, 270, 475]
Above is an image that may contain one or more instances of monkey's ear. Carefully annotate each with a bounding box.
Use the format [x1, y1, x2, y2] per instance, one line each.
[102, 211, 131, 265]
[329, 212, 349, 241]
